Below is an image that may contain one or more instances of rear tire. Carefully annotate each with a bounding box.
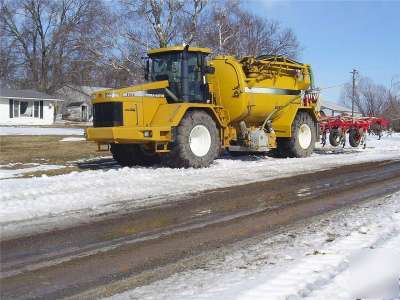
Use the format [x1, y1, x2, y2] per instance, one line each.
[110, 144, 160, 166]
[329, 128, 341, 147]
[163, 111, 220, 168]
[349, 129, 361, 147]
[276, 111, 316, 158]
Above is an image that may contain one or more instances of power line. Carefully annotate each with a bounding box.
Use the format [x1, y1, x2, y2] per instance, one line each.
[318, 83, 347, 91]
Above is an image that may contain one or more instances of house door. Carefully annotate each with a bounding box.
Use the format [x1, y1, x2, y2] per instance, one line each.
[81, 106, 87, 121]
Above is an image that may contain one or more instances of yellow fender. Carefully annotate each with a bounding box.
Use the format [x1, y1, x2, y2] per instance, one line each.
[272, 106, 318, 137]
[150, 103, 228, 128]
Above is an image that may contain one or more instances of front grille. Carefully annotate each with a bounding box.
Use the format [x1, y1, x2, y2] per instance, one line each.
[93, 102, 123, 127]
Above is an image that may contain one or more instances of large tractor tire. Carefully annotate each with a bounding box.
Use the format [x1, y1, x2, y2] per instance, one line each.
[110, 144, 160, 166]
[163, 110, 220, 168]
[329, 128, 341, 147]
[276, 111, 316, 158]
[349, 129, 361, 147]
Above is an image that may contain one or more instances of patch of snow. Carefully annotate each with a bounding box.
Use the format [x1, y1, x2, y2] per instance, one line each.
[59, 137, 86, 142]
[106, 192, 400, 300]
[357, 226, 368, 234]
[0, 126, 84, 136]
[0, 164, 65, 179]
[0, 134, 399, 237]
[307, 234, 400, 299]
[235, 223, 399, 300]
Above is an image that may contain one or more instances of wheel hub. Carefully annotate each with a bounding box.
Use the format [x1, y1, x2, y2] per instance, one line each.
[189, 125, 211, 157]
[298, 124, 312, 149]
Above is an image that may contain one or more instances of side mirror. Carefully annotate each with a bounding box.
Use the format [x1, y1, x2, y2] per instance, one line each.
[205, 66, 215, 74]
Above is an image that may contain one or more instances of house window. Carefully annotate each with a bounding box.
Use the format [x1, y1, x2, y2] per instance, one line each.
[9, 100, 43, 119]
[34, 101, 39, 118]
[13, 100, 19, 117]
[20, 101, 33, 117]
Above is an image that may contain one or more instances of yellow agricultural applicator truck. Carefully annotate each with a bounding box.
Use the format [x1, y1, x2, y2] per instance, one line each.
[86, 45, 319, 168]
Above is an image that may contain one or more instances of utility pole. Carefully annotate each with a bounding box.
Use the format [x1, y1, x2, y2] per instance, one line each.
[351, 68, 358, 117]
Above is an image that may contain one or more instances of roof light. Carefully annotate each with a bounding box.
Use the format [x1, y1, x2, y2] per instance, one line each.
[105, 92, 119, 98]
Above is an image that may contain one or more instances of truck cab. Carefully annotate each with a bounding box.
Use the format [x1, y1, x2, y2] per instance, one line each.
[146, 46, 211, 103]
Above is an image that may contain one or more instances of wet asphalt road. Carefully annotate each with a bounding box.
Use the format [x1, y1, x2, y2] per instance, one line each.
[1, 159, 400, 299]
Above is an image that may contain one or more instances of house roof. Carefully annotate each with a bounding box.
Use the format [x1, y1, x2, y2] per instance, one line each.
[67, 101, 88, 107]
[0, 87, 62, 101]
[320, 98, 359, 113]
[56, 85, 108, 104]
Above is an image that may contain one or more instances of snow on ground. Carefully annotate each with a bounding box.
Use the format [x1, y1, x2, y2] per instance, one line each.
[0, 163, 65, 179]
[0, 134, 399, 237]
[59, 136, 86, 142]
[0, 126, 84, 136]
[107, 192, 400, 300]
[235, 221, 400, 300]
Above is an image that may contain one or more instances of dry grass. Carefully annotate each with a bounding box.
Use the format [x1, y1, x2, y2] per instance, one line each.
[0, 136, 101, 165]
[23, 166, 80, 178]
[0, 136, 115, 178]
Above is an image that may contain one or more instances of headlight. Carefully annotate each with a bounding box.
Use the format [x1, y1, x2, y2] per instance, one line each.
[143, 130, 152, 137]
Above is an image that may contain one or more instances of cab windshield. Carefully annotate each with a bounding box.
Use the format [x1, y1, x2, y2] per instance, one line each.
[150, 52, 181, 82]
[149, 51, 207, 103]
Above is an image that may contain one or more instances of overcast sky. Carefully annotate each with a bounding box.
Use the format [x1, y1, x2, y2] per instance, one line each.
[244, 0, 400, 103]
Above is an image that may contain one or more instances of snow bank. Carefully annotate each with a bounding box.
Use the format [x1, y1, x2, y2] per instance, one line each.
[236, 219, 400, 300]
[59, 137, 86, 142]
[0, 134, 399, 235]
[307, 234, 400, 299]
[0, 126, 84, 136]
[0, 164, 65, 179]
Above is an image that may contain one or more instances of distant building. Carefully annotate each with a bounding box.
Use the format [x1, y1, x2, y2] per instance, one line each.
[56, 85, 107, 122]
[319, 99, 361, 117]
[0, 87, 63, 125]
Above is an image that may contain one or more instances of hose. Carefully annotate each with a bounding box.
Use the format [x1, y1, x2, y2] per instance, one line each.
[260, 93, 303, 132]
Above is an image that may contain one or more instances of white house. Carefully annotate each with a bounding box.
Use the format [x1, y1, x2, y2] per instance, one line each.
[56, 85, 107, 122]
[0, 87, 63, 125]
[319, 98, 361, 117]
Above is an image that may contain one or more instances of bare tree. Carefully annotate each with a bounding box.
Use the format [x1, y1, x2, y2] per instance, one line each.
[79, 13, 144, 84]
[0, 0, 111, 92]
[138, 0, 183, 48]
[1, 0, 302, 90]
[341, 75, 390, 117]
[182, 0, 207, 44]
[87, 0, 208, 86]
[197, 0, 300, 58]
[236, 10, 299, 58]
[388, 76, 400, 110]
[121, 0, 207, 49]
[0, 28, 19, 84]
[384, 76, 400, 130]
[358, 78, 388, 116]
[196, 0, 240, 55]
